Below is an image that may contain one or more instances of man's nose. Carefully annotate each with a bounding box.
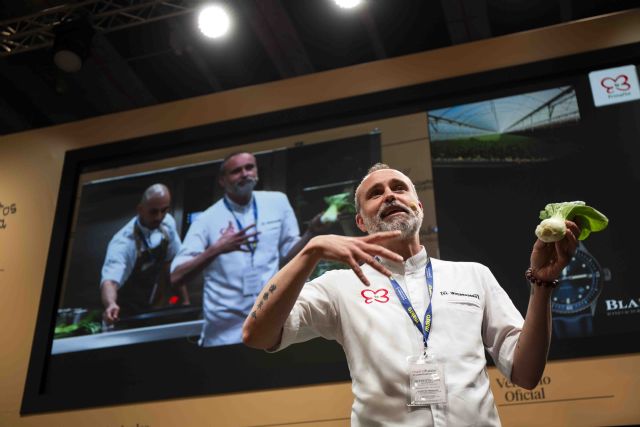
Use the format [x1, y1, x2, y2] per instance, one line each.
[383, 188, 396, 203]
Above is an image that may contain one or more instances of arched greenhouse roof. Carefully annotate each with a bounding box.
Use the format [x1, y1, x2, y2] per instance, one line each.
[428, 86, 580, 141]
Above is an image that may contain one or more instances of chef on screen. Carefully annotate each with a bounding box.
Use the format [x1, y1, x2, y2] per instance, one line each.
[99, 183, 189, 324]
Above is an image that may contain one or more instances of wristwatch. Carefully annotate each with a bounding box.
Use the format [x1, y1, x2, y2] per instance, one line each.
[550, 241, 611, 339]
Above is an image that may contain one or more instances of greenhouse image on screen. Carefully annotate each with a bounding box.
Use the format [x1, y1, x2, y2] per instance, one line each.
[427, 86, 580, 163]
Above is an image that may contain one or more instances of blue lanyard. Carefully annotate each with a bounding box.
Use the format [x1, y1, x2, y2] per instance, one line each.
[223, 196, 258, 256]
[389, 261, 434, 349]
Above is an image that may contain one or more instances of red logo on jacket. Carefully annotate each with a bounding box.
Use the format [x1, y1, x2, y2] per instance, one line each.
[361, 289, 389, 304]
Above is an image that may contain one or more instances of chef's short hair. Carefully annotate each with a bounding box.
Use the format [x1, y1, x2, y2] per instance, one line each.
[219, 151, 257, 176]
[354, 163, 417, 213]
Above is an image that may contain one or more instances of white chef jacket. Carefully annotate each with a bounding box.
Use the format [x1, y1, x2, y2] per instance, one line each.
[275, 247, 524, 426]
[100, 214, 181, 288]
[171, 191, 300, 347]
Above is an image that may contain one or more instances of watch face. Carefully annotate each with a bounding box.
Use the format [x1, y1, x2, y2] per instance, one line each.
[551, 247, 603, 314]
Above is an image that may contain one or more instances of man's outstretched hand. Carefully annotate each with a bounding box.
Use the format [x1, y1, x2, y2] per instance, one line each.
[307, 230, 403, 286]
[214, 221, 260, 254]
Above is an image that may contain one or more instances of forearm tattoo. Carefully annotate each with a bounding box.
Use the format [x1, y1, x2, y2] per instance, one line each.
[252, 284, 277, 319]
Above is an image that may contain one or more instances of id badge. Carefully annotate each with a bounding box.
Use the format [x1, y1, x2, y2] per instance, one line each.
[242, 269, 262, 296]
[407, 353, 447, 406]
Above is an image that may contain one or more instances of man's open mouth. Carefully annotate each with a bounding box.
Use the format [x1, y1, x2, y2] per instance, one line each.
[380, 205, 409, 219]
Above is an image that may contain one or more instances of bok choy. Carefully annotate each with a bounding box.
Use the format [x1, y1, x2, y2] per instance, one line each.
[535, 201, 608, 243]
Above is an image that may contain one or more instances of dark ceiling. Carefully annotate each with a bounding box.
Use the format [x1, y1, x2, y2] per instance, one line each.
[0, 0, 639, 136]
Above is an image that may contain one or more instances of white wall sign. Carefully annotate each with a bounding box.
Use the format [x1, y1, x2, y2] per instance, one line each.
[589, 65, 640, 107]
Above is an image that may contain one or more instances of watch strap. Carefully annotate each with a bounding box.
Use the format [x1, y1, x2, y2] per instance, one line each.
[552, 311, 593, 339]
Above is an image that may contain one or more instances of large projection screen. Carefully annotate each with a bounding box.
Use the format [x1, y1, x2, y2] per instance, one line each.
[22, 41, 640, 414]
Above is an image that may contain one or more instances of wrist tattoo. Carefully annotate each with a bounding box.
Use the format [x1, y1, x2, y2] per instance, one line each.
[251, 311, 257, 319]
[262, 292, 269, 301]
[269, 284, 277, 293]
[258, 300, 264, 310]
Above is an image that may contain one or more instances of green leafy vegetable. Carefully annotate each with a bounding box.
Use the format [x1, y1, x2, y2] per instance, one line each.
[54, 310, 102, 339]
[535, 201, 608, 242]
[320, 192, 356, 224]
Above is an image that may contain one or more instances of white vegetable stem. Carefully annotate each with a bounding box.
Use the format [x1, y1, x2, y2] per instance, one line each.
[535, 217, 566, 242]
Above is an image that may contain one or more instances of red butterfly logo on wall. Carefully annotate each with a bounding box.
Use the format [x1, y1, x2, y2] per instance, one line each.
[361, 289, 390, 304]
[601, 75, 632, 94]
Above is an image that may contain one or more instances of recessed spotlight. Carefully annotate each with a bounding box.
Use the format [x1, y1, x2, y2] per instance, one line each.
[198, 4, 231, 39]
[334, 0, 363, 9]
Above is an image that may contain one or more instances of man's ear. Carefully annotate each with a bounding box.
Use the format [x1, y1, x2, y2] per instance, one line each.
[355, 213, 367, 233]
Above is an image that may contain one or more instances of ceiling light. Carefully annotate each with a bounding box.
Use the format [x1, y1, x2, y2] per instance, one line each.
[334, 0, 363, 9]
[54, 50, 82, 73]
[198, 4, 231, 39]
[52, 18, 95, 73]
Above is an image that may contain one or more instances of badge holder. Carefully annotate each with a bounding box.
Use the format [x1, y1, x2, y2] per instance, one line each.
[407, 352, 447, 407]
[241, 238, 261, 296]
[242, 269, 262, 296]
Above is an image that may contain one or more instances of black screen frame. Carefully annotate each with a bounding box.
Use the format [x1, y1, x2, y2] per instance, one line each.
[22, 41, 640, 415]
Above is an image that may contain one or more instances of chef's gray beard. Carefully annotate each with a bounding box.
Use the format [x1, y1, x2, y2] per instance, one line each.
[229, 177, 258, 199]
[362, 202, 423, 240]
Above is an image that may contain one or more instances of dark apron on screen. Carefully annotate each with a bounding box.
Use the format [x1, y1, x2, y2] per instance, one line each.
[117, 222, 169, 316]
